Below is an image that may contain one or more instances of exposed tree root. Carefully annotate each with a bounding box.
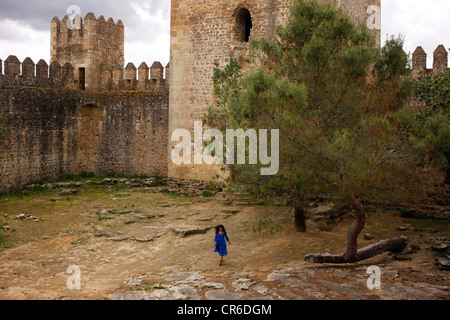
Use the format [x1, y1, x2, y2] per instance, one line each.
[305, 236, 408, 264]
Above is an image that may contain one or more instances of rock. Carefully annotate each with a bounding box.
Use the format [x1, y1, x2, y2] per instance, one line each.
[54, 182, 74, 188]
[133, 237, 154, 243]
[436, 257, 450, 270]
[393, 253, 412, 261]
[123, 275, 148, 287]
[402, 243, 421, 255]
[277, 289, 305, 300]
[232, 278, 256, 291]
[16, 213, 26, 220]
[431, 243, 448, 252]
[406, 282, 450, 299]
[200, 282, 226, 290]
[318, 280, 369, 300]
[59, 189, 79, 196]
[150, 285, 200, 300]
[266, 270, 297, 285]
[364, 233, 376, 240]
[162, 271, 206, 283]
[171, 226, 214, 238]
[380, 283, 436, 300]
[2, 225, 10, 231]
[106, 234, 159, 242]
[189, 256, 203, 265]
[247, 296, 274, 300]
[316, 222, 333, 232]
[107, 237, 130, 242]
[108, 291, 151, 300]
[252, 284, 269, 295]
[304, 288, 329, 299]
[397, 225, 408, 231]
[205, 290, 243, 300]
[94, 231, 112, 238]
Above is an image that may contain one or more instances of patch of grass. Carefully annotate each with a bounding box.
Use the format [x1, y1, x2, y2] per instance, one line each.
[70, 238, 87, 245]
[95, 211, 109, 221]
[161, 189, 193, 198]
[128, 287, 143, 291]
[113, 193, 131, 198]
[202, 191, 215, 198]
[102, 172, 128, 179]
[34, 178, 49, 185]
[253, 216, 284, 235]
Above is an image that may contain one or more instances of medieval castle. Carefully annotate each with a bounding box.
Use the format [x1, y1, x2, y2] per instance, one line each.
[0, 1, 448, 193]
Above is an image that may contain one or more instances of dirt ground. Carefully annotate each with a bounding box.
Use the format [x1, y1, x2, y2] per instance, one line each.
[0, 181, 448, 300]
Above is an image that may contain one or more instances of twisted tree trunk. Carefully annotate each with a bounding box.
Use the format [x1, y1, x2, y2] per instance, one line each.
[305, 196, 408, 264]
[345, 197, 367, 262]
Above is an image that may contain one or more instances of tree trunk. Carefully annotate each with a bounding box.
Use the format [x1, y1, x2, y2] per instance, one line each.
[294, 206, 306, 232]
[345, 197, 367, 262]
[304, 196, 408, 264]
[305, 236, 408, 263]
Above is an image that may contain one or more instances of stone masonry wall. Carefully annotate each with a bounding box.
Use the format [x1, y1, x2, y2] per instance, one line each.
[51, 13, 125, 91]
[0, 87, 169, 194]
[0, 56, 170, 93]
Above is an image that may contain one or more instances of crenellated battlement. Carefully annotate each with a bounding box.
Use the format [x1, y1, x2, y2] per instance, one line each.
[0, 56, 76, 89]
[0, 55, 169, 92]
[412, 44, 449, 76]
[108, 60, 170, 91]
[51, 12, 125, 91]
[51, 12, 124, 31]
[1, 13, 169, 93]
[50, 13, 124, 49]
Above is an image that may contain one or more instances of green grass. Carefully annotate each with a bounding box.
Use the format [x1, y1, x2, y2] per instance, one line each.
[202, 191, 215, 197]
[253, 216, 284, 235]
[161, 189, 193, 198]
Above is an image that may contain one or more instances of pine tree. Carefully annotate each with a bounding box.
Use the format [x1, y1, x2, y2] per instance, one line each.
[207, 0, 440, 263]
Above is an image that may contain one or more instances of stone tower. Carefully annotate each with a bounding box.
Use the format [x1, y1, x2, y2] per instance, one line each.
[169, 0, 382, 181]
[51, 12, 125, 91]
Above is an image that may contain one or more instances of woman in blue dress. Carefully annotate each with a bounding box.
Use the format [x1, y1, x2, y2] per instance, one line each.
[214, 225, 230, 266]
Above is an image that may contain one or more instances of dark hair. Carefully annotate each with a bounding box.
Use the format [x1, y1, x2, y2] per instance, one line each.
[215, 225, 226, 234]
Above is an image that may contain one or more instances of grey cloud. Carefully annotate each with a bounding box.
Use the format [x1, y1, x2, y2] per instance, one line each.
[0, 0, 170, 30]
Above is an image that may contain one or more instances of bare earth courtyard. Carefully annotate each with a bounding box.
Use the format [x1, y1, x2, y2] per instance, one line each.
[0, 178, 448, 300]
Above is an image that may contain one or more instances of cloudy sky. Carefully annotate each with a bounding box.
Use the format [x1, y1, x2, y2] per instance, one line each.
[0, 0, 449, 69]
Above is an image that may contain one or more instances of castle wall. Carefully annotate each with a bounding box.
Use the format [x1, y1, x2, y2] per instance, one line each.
[169, 0, 382, 181]
[0, 56, 170, 93]
[0, 87, 169, 193]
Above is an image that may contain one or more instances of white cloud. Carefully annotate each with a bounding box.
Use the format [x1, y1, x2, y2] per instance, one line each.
[382, 0, 450, 68]
[0, 18, 50, 63]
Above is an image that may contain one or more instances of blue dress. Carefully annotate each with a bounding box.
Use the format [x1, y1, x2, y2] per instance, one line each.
[214, 232, 229, 256]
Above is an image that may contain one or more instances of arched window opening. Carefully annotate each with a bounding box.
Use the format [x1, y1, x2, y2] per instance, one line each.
[236, 8, 252, 43]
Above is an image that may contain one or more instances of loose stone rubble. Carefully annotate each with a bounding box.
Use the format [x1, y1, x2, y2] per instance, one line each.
[108, 263, 449, 301]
